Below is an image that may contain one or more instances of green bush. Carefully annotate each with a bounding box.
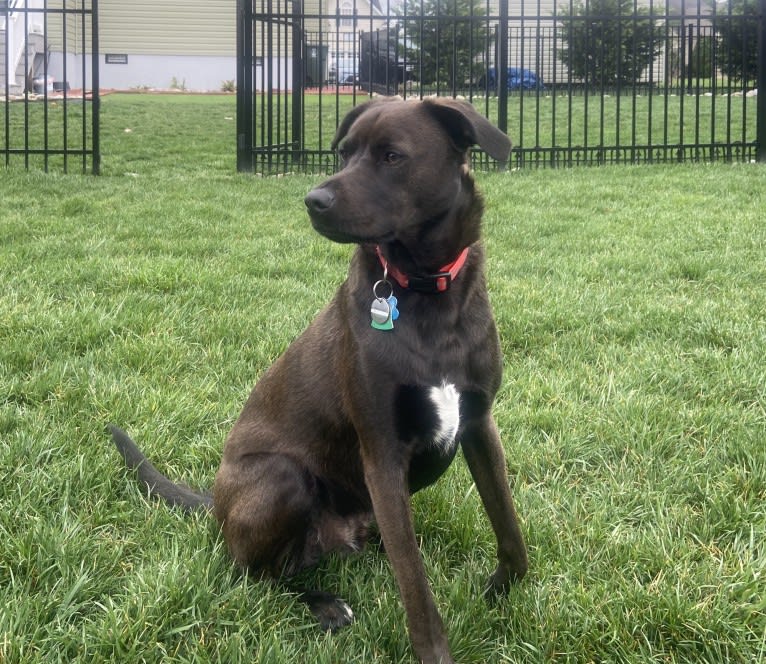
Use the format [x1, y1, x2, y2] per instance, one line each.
[400, 0, 489, 89]
[691, 35, 714, 79]
[713, 0, 759, 84]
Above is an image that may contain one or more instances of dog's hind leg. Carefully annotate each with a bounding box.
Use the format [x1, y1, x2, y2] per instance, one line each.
[214, 452, 360, 631]
[214, 453, 320, 574]
[296, 509, 373, 630]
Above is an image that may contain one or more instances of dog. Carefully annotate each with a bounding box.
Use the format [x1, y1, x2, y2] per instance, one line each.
[110, 96, 528, 664]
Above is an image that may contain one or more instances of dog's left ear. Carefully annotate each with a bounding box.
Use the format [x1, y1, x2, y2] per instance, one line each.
[422, 98, 512, 164]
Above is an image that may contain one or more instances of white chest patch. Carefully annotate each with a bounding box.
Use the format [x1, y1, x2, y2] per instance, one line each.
[429, 382, 460, 450]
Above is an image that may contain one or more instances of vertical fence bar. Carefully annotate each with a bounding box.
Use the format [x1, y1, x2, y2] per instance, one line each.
[80, 0, 87, 171]
[3, 0, 9, 167]
[709, 23, 716, 155]
[662, 2, 670, 156]
[292, 0, 302, 166]
[267, 0, 274, 172]
[497, 0, 508, 135]
[23, 0, 29, 169]
[686, 22, 693, 94]
[467, 0, 474, 103]
[356, 0, 362, 102]
[551, 3, 557, 155]
[92, 0, 100, 175]
[236, 0, 254, 171]
[566, 0, 574, 163]
[43, 0, 49, 172]
[62, 0, 69, 172]
[740, 2, 748, 153]
[693, 22, 701, 159]
[519, 1, 526, 151]
[758, 0, 766, 162]
[678, 2, 687, 158]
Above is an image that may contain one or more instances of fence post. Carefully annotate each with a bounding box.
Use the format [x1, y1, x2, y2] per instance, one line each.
[292, 0, 303, 163]
[237, 0, 254, 172]
[92, 0, 101, 175]
[498, 0, 509, 135]
[757, 0, 766, 162]
[686, 24, 694, 95]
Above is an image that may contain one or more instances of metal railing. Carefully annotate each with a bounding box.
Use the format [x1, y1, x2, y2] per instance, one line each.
[237, 0, 765, 173]
[2, 0, 100, 173]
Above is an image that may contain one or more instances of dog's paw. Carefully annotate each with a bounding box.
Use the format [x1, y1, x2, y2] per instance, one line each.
[483, 573, 506, 603]
[300, 590, 354, 632]
[484, 562, 527, 602]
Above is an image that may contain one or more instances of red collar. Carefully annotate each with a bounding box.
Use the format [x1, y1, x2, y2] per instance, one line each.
[375, 246, 471, 293]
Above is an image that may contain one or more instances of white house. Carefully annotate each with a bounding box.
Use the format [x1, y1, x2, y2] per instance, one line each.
[2, 0, 712, 94]
[1, 0, 238, 93]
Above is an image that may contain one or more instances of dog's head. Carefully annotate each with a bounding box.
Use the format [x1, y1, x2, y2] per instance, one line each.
[304, 97, 511, 266]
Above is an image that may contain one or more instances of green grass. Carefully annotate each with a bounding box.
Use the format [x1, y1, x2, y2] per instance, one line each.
[1, 94, 765, 663]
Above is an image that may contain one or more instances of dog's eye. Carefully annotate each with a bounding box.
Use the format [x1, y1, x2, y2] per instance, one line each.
[383, 151, 403, 165]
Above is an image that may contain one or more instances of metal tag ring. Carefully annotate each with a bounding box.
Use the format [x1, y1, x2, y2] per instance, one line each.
[372, 278, 394, 300]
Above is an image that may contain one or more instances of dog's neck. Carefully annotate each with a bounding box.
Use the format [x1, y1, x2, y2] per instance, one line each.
[375, 245, 470, 293]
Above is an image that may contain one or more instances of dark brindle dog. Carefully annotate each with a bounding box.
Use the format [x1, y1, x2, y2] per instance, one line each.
[110, 96, 528, 664]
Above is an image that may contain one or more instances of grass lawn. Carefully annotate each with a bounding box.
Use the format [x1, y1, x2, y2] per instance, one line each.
[1, 94, 765, 663]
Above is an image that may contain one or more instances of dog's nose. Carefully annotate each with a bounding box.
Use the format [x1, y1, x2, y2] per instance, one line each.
[304, 188, 335, 215]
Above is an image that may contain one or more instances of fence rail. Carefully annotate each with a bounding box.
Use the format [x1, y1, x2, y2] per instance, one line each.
[237, 0, 765, 173]
[2, 0, 100, 173]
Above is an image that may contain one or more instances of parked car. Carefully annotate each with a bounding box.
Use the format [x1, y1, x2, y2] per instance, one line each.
[329, 58, 359, 85]
[359, 29, 415, 94]
[481, 67, 544, 91]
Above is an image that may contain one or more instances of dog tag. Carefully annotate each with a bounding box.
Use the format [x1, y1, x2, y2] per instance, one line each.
[371, 280, 396, 331]
[372, 318, 394, 331]
[370, 297, 391, 326]
[388, 295, 399, 321]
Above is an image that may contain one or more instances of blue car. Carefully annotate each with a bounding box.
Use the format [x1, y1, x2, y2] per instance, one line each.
[483, 67, 544, 91]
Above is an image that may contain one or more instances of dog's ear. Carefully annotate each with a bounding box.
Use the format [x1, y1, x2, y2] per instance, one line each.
[422, 98, 512, 164]
[331, 96, 402, 150]
[331, 102, 371, 150]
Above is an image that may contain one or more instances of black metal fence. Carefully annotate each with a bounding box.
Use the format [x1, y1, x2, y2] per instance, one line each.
[2, 0, 100, 173]
[237, 0, 766, 173]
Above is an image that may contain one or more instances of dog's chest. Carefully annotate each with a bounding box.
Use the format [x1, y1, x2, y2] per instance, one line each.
[395, 382, 464, 492]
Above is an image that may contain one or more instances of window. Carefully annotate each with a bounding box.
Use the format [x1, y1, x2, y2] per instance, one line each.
[339, 1, 353, 28]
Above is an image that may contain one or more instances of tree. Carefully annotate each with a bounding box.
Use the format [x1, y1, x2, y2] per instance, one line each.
[557, 0, 662, 87]
[691, 35, 714, 79]
[712, 0, 759, 84]
[399, 0, 489, 90]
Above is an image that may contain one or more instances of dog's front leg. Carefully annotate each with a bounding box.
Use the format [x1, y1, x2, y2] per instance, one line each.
[363, 459, 455, 664]
[460, 415, 528, 594]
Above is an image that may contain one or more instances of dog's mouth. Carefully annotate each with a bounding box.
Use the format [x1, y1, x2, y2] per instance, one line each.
[310, 217, 395, 246]
[305, 185, 397, 245]
[310, 222, 357, 244]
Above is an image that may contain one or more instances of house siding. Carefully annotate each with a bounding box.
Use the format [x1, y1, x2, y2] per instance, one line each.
[44, 0, 238, 90]
[100, 1, 236, 57]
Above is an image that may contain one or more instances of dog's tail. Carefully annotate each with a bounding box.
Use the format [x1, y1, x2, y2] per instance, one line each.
[109, 424, 213, 512]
